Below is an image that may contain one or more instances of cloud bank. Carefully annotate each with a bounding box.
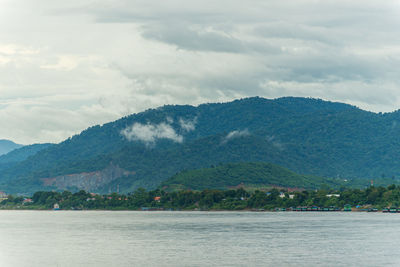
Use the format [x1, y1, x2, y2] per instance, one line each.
[2, 0, 400, 143]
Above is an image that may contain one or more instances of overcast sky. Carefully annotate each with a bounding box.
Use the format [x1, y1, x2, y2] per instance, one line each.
[1, 0, 400, 144]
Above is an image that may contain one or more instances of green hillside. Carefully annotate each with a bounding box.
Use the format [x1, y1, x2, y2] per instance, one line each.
[161, 162, 343, 191]
[2, 96, 400, 193]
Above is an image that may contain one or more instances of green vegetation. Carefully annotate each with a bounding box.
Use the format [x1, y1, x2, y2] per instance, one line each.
[3, 185, 400, 211]
[161, 162, 343, 190]
[3, 97, 400, 193]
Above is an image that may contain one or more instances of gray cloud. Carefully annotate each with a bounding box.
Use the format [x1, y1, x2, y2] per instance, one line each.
[1, 0, 400, 143]
[141, 23, 246, 53]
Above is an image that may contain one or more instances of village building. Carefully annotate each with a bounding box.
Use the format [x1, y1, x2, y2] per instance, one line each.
[0, 191, 8, 202]
[326, 194, 340, 198]
[279, 192, 295, 199]
[22, 198, 33, 204]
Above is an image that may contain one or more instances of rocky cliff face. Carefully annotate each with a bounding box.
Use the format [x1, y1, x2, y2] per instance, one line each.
[41, 165, 134, 192]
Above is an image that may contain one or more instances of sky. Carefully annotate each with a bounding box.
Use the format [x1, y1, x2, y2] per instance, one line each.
[1, 0, 400, 144]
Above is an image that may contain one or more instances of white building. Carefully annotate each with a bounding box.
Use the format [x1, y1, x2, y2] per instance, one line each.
[326, 194, 340, 198]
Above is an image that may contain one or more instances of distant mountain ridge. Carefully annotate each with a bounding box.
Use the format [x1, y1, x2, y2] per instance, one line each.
[0, 143, 53, 164]
[2, 96, 400, 194]
[0, 140, 23, 156]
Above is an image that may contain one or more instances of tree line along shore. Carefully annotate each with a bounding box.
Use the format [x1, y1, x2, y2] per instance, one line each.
[2, 184, 400, 211]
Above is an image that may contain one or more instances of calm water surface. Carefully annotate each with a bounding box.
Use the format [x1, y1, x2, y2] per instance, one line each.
[0, 211, 399, 266]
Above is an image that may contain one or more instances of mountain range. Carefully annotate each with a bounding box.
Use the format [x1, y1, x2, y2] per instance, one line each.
[1, 96, 400, 194]
[0, 140, 23, 156]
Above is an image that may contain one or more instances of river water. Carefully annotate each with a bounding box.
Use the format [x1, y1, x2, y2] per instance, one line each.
[0, 211, 399, 266]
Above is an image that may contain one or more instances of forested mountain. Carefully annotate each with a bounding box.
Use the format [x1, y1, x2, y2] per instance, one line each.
[0, 143, 53, 164]
[0, 140, 23, 156]
[2, 96, 400, 194]
[0, 143, 53, 174]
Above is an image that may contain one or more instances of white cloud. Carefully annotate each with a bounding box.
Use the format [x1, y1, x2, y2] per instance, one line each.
[226, 129, 250, 139]
[179, 117, 197, 132]
[121, 122, 183, 144]
[222, 129, 250, 144]
[266, 135, 284, 151]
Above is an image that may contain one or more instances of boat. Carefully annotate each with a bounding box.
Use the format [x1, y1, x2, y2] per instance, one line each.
[343, 204, 352, 212]
[389, 207, 397, 213]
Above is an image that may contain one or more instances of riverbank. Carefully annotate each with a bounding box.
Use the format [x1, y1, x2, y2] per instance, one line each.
[2, 185, 400, 212]
[0, 206, 394, 213]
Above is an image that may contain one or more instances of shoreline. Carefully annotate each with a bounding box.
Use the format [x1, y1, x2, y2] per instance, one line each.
[0, 208, 391, 213]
